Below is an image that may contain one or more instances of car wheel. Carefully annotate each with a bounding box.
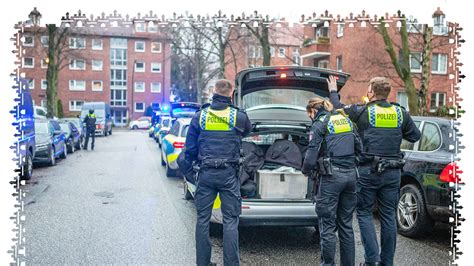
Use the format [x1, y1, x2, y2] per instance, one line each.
[166, 163, 177, 177]
[109, 128, 112, 135]
[184, 181, 193, 200]
[49, 147, 56, 166]
[397, 184, 434, 238]
[21, 150, 33, 180]
[132, 125, 138, 130]
[60, 143, 67, 159]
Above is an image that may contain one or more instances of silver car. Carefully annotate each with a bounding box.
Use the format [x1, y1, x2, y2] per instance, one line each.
[185, 66, 350, 227]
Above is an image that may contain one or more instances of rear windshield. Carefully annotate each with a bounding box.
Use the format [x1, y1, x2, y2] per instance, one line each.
[242, 88, 319, 109]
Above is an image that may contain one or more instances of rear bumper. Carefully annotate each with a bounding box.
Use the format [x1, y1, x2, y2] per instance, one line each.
[211, 200, 318, 226]
[33, 149, 50, 163]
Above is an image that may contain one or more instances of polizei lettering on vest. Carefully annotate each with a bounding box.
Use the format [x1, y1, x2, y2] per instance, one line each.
[376, 113, 396, 120]
[208, 116, 229, 123]
[332, 118, 348, 126]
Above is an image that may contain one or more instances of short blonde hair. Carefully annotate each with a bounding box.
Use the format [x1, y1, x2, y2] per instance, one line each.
[369, 77, 391, 99]
[214, 79, 234, 96]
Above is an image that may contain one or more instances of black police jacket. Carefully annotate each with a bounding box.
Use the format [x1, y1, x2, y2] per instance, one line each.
[83, 114, 97, 132]
[329, 91, 421, 161]
[301, 110, 363, 176]
[183, 94, 252, 166]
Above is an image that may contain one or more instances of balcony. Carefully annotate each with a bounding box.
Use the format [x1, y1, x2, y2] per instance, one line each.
[300, 37, 331, 63]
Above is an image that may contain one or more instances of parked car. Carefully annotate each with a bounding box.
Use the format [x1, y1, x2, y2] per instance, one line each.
[59, 117, 85, 147]
[397, 116, 458, 237]
[184, 66, 351, 227]
[34, 105, 58, 120]
[129, 116, 151, 130]
[59, 121, 82, 153]
[33, 118, 67, 166]
[161, 118, 191, 177]
[80, 102, 112, 136]
[170, 102, 200, 119]
[14, 76, 36, 180]
[155, 116, 172, 146]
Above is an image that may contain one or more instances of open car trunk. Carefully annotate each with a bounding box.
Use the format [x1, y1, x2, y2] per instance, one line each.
[234, 66, 350, 202]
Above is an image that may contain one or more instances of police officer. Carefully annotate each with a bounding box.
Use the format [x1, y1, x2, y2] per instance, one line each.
[183, 79, 252, 266]
[83, 109, 97, 150]
[327, 76, 421, 266]
[302, 97, 362, 266]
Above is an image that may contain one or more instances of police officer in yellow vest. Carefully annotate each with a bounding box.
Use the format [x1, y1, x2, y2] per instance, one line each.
[183, 79, 252, 266]
[327, 76, 421, 266]
[302, 97, 362, 266]
[83, 109, 97, 150]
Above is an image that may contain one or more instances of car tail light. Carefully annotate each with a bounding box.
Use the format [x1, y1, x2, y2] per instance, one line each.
[173, 142, 185, 149]
[439, 162, 462, 183]
[96, 124, 102, 129]
[280, 73, 287, 78]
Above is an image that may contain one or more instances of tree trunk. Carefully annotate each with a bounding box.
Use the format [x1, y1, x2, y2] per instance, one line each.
[419, 26, 433, 115]
[261, 27, 271, 66]
[45, 24, 57, 118]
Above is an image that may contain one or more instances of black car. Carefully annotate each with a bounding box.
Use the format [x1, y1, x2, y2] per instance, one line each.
[59, 121, 82, 153]
[33, 119, 67, 166]
[397, 116, 458, 237]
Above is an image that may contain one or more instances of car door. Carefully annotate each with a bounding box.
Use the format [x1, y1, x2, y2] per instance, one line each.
[51, 121, 65, 154]
[164, 121, 181, 156]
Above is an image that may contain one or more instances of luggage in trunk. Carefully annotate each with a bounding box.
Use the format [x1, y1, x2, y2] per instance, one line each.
[256, 168, 308, 200]
[264, 139, 303, 170]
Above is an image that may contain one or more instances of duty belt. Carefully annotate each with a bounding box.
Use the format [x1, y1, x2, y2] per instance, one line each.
[199, 158, 241, 169]
[372, 156, 406, 173]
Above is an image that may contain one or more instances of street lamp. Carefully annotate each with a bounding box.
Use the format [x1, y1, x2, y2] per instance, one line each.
[131, 59, 137, 121]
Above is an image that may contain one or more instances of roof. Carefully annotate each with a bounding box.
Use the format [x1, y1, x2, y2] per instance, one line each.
[412, 116, 452, 125]
[433, 7, 445, 17]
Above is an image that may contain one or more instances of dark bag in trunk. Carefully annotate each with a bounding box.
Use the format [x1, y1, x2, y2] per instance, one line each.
[240, 141, 265, 185]
[264, 139, 303, 170]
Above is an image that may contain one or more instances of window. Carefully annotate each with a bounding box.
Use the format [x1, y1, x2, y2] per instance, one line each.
[431, 53, 448, 74]
[256, 47, 262, 58]
[69, 37, 85, 49]
[401, 121, 421, 150]
[336, 56, 343, 71]
[169, 121, 180, 136]
[409, 53, 422, 73]
[110, 69, 127, 86]
[151, 42, 162, 53]
[419, 122, 441, 151]
[40, 100, 47, 108]
[69, 80, 86, 91]
[41, 79, 48, 90]
[92, 80, 103, 91]
[397, 91, 409, 111]
[27, 78, 34, 89]
[69, 59, 86, 70]
[318, 60, 329, 69]
[92, 60, 103, 71]
[24, 35, 34, 46]
[135, 61, 145, 72]
[181, 125, 189, 137]
[134, 82, 145, 92]
[69, 100, 84, 111]
[430, 92, 446, 111]
[135, 41, 145, 52]
[92, 39, 103, 50]
[151, 62, 162, 73]
[148, 22, 158, 32]
[41, 59, 48, 69]
[278, 47, 286, 58]
[23, 57, 34, 68]
[110, 89, 127, 106]
[135, 23, 145, 32]
[336, 24, 344, 37]
[110, 38, 127, 49]
[270, 47, 275, 57]
[135, 102, 145, 112]
[110, 49, 127, 67]
[151, 82, 161, 93]
[248, 45, 256, 58]
[40, 36, 49, 47]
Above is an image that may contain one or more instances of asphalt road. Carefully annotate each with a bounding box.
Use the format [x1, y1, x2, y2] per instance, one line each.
[23, 129, 451, 265]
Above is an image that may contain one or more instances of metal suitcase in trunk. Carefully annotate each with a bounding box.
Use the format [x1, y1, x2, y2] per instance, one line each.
[256, 169, 308, 200]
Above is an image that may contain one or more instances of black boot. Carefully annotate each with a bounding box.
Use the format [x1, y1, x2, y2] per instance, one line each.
[359, 262, 384, 266]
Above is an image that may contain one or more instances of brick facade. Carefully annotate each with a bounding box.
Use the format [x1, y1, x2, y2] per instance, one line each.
[19, 9, 172, 125]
